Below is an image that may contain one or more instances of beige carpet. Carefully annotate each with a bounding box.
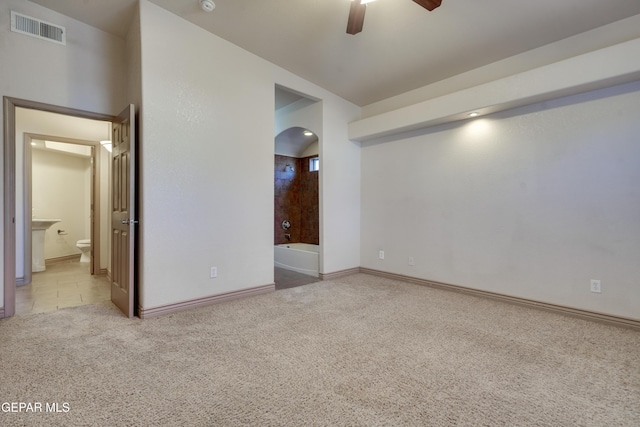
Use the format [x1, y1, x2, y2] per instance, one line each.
[1, 273, 639, 426]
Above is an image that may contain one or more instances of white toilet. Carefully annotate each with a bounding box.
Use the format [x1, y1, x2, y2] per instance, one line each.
[76, 239, 91, 263]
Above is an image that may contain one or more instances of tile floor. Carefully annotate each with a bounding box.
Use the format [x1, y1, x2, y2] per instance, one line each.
[274, 266, 320, 290]
[15, 260, 111, 315]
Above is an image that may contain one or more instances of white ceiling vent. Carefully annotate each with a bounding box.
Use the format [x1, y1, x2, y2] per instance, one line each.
[11, 11, 66, 45]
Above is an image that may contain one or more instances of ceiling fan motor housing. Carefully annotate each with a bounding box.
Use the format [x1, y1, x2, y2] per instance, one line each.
[348, 0, 443, 35]
[413, 0, 442, 11]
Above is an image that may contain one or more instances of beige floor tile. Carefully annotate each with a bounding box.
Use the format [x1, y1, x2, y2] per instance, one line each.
[57, 288, 82, 299]
[82, 285, 109, 294]
[31, 281, 59, 290]
[81, 285, 110, 295]
[78, 281, 108, 291]
[31, 301, 59, 314]
[32, 287, 60, 297]
[56, 281, 79, 289]
[16, 301, 34, 312]
[82, 293, 109, 304]
[15, 286, 37, 297]
[15, 261, 109, 316]
[56, 276, 81, 285]
[57, 299, 84, 309]
[33, 297, 59, 308]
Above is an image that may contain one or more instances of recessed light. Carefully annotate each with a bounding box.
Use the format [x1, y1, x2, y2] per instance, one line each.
[468, 112, 479, 117]
[303, 131, 313, 136]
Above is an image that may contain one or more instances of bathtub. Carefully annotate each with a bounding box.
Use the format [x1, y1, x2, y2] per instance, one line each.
[274, 243, 319, 277]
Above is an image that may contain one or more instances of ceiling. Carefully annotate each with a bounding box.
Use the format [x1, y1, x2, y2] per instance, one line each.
[32, 139, 93, 158]
[17, 108, 112, 144]
[28, 0, 640, 106]
[275, 127, 319, 158]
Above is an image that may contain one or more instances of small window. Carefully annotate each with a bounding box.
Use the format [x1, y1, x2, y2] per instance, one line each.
[309, 157, 319, 172]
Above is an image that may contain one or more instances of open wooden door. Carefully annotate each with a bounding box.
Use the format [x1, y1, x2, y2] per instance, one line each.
[111, 104, 136, 317]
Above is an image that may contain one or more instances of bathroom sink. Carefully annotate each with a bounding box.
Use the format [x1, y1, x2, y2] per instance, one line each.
[32, 218, 62, 230]
[31, 219, 62, 272]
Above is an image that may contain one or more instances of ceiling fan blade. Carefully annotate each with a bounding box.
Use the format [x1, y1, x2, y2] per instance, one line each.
[347, 0, 366, 35]
[412, 0, 442, 11]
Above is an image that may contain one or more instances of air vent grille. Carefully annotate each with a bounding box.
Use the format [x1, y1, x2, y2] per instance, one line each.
[11, 11, 66, 45]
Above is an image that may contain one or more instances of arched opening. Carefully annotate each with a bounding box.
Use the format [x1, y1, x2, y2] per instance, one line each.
[274, 126, 319, 246]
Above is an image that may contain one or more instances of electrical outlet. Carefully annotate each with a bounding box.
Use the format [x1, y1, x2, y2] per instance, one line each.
[210, 267, 218, 278]
[379, 250, 385, 260]
[408, 256, 415, 266]
[590, 279, 601, 293]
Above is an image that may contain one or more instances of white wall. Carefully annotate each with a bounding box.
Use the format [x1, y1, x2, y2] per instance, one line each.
[0, 0, 125, 308]
[300, 142, 319, 158]
[32, 149, 91, 260]
[274, 71, 362, 277]
[360, 81, 640, 320]
[275, 99, 322, 158]
[122, 2, 142, 284]
[318, 99, 361, 274]
[125, 4, 142, 109]
[275, 98, 322, 137]
[137, 0, 360, 310]
[138, 0, 273, 308]
[0, 1, 125, 112]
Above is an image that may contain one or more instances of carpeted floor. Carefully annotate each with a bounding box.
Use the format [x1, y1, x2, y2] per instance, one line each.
[1, 273, 639, 426]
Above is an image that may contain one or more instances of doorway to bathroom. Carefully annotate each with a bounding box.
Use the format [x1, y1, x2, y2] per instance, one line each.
[2, 97, 135, 319]
[274, 85, 322, 290]
[24, 134, 107, 280]
[15, 110, 112, 315]
[19, 132, 111, 315]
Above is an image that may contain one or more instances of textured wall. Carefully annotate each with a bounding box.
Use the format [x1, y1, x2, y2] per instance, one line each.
[361, 81, 640, 320]
[0, 0, 125, 307]
[139, 0, 275, 306]
[137, 0, 361, 309]
[32, 149, 91, 260]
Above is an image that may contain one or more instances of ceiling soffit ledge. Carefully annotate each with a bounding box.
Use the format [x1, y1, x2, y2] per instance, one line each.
[348, 37, 640, 142]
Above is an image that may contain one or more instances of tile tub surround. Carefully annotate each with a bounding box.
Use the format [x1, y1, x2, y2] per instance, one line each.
[274, 155, 319, 245]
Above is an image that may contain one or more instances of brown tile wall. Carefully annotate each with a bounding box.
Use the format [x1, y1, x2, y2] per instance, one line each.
[274, 155, 319, 245]
[299, 155, 319, 245]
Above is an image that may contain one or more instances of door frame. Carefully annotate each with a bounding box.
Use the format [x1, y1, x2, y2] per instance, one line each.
[3, 97, 115, 318]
